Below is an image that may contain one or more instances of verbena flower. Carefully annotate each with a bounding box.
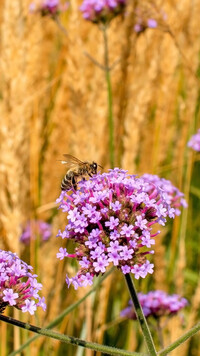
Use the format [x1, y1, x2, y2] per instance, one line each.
[20, 220, 52, 245]
[141, 174, 187, 216]
[133, 6, 166, 34]
[134, 18, 157, 33]
[121, 291, 188, 319]
[29, 0, 68, 17]
[56, 169, 186, 289]
[187, 129, 200, 152]
[80, 0, 126, 24]
[0, 250, 46, 315]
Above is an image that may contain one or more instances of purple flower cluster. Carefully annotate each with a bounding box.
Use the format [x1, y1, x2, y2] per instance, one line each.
[29, 0, 68, 17]
[80, 0, 126, 24]
[133, 6, 167, 34]
[56, 169, 186, 289]
[20, 220, 52, 245]
[121, 290, 188, 319]
[134, 18, 157, 33]
[187, 129, 200, 152]
[141, 174, 187, 216]
[0, 250, 46, 315]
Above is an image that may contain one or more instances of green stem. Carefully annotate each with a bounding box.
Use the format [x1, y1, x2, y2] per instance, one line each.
[102, 25, 115, 168]
[124, 274, 157, 356]
[0, 315, 146, 356]
[158, 321, 200, 356]
[155, 319, 164, 350]
[54, 15, 69, 38]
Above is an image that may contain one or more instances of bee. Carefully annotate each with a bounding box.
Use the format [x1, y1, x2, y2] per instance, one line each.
[60, 154, 102, 191]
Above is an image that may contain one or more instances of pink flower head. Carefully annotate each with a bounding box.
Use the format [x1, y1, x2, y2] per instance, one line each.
[20, 220, 52, 245]
[133, 6, 166, 34]
[141, 173, 187, 217]
[121, 290, 188, 319]
[0, 250, 46, 315]
[29, 0, 68, 17]
[56, 169, 186, 289]
[80, 0, 126, 24]
[187, 129, 200, 152]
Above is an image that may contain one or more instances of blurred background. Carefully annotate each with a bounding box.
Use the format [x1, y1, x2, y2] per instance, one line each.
[0, 0, 200, 355]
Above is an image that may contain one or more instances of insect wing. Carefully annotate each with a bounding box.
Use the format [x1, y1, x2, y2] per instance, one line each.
[61, 154, 85, 167]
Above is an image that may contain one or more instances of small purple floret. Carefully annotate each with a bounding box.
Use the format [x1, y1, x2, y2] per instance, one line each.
[147, 18, 157, 28]
[3, 289, 19, 306]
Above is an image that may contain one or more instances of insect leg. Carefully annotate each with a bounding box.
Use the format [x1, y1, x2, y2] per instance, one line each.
[71, 174, 77, 190]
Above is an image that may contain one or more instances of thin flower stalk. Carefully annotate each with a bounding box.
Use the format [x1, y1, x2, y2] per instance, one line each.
[0, 314, 146, 356]
[102, 24, 115, 168]
[79, 0, 128, 168]
[8, 269, 114, 356]
[124, 274, 157, 356]
[158, 322, 200, 356]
